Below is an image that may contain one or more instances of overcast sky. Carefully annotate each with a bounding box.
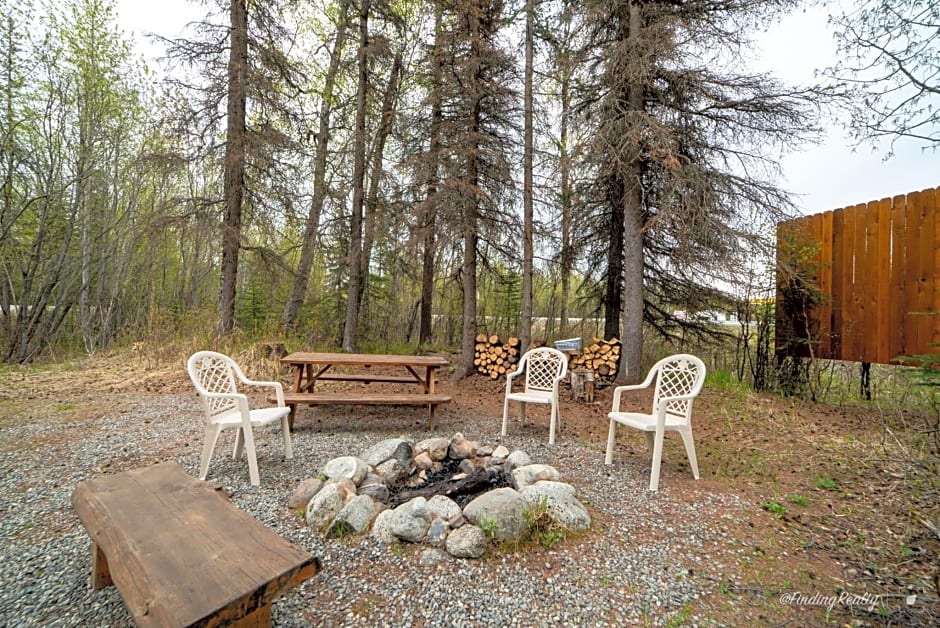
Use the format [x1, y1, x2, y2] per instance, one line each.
[115, 0, 938, 217]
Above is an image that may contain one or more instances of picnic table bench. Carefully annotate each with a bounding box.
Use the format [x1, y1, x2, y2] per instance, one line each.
[71, 461, 320, 627]
[277, 352, 452, 429]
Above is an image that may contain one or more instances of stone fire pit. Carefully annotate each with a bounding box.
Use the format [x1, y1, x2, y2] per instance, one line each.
[290, 433, 591, 559]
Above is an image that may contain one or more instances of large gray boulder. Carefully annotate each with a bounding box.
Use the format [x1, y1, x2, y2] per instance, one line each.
[462, 487, 528, 542]
[322, 456, 369, 486]
[327, 494, 378, 537]
[361, 438, 413, 467]
[389, 496, 432, 543]
[445, 524, 488, 559]
[520, 481, 591, 531]
[305, 478, 356, 530]
[511, 463, 561, 490]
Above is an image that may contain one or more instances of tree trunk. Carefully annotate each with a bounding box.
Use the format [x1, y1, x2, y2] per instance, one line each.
[616, 3, 645, 384]
[452, 2, 483, 382]
[218, 0, 249, 335]
[519, 0, 534, 352]
[282, 0, 349, 329]
[559, 74, 572, 337]
[419, 2, 444, 346]
[360, 50, 403, 310]
[342, 0, 371, 352]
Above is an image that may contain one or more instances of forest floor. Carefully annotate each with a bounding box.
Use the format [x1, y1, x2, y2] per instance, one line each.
[3, 346, 939, 626]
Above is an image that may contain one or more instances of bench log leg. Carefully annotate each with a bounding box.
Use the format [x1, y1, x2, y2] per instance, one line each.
[90, 542, 112, 590]
[230, 602, 272, 627]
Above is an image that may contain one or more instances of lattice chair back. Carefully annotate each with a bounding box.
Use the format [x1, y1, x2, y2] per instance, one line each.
[651, 354, 706, 423]
[188, 351, 242, 421]
[523, 347, 568, 393]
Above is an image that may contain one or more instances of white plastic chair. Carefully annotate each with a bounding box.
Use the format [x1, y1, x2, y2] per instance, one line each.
[186, 351, 293, 486]
[605, 354, 706, 491]
[501, 347, 568, 445]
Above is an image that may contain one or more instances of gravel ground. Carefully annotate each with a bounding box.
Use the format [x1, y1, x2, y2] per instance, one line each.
[0, 391, 749, 627]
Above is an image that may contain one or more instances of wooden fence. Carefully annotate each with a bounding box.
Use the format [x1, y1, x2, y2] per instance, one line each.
[775, 186, 940, 364]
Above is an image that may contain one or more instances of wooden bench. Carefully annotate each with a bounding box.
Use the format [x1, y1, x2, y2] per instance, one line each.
[271, 392, 453, 430]
[71, 461, 320, 627]
[314, 373, 416, 384]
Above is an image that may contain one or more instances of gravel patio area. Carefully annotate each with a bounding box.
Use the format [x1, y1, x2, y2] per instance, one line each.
[0, 390, 750, 627]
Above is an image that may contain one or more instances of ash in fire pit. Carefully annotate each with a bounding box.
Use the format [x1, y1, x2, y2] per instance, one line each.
[292, 432, 591, 559]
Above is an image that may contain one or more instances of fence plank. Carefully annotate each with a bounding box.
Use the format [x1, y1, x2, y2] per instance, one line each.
[819, 210, 834, 358]
[914, 190, 936, 358]
[875, 198, 892, 363]
[831, 208, 845, 359]
[903, 192, 922, 358]
[890, 194, 908, 361]
[841, 203, 858, 361]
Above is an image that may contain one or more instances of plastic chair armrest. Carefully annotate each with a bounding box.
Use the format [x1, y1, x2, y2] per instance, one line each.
[611, 382, 649, 411]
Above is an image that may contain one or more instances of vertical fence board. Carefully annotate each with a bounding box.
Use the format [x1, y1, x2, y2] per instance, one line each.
[875, 198, 892, 363]
[841, 203, 858, 361]
[831, 208, 845, 359]
[903, 192, 922, 358]
[819, 210, 834, 358]
[914, 190, 936, 356]
[859, 200, 878, 362]
[890, 194, 908, 361]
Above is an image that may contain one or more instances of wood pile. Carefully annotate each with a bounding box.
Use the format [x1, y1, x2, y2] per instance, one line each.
[567, 337, 622, 383]
[474, 334, 521, 379]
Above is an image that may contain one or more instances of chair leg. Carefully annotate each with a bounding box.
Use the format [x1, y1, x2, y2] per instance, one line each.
[548, 404, 557, 446]
[200, 425, 223, 480]
[649, 429, 665, 491]
[604, 419, 617, 464]
[233, 427, 245, 460]
[501, 397, 510, 436]
[281, 415, 293, 459]
[241, 426, 261, 486]
[679, 430, 699, 479]
[644, 432, 655, 458]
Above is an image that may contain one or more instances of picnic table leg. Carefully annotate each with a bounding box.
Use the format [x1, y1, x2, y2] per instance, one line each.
[427, 367, 436, 429]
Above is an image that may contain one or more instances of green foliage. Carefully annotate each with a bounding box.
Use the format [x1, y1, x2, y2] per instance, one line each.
[522, 497, 566, 548]
[478, 517, 498, 540]
[788, 494, 809, 507]
[815, 477, 838, 490]
[325, 519, 355, 539]
[760, 501, 787, 517]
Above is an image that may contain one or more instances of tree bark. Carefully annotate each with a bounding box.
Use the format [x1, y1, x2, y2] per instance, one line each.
[218, 0, 249, 335]
[360, 50, 403, 309]
[616, 2, 645, 385]
[342, 0, 371, 352]
[519, 0, 535, 352]
[452, 1, 483, 382]
[419, 2, 444, 346]
[282, 0, 350, 330]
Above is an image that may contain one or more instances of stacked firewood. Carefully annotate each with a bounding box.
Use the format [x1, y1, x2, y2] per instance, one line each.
[567, 337, 622, 383]
[473, 334, 521, 379]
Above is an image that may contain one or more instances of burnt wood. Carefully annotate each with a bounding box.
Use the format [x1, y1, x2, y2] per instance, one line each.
[71, 461, 320, 627]
[388, 467, 494, 507]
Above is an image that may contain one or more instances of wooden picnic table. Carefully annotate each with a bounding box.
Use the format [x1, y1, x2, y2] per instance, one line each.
[278, 352, 452, 429]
